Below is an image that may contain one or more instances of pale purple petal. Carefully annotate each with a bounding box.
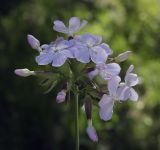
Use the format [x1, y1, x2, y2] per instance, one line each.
[88, 69, 99, 80]
[79, 20, 88, 30]
[86, 126, 98, 142]
[51, 52, 67, 67]
[108, 76, 121, 96]
[90, 46, 108, 64]
[99, 100, 114, 121]
[61, 50, 74, 58]
[36, 51, 54, 65]
[126, 65, 134, 75]
[69, 17, 80, 33]
[27, 34, 40, 49]
[53, 20, 68, 34]
[129, 88, 138, 101]
[98, 94, 112, 108]
[117, 84, 130, 101]
[14, 68, 35, 77]
[81, 34, 101, 47]
[125, 73, 139, 87]
[99, 43, 113, 55]
[72, 46, 90, 63]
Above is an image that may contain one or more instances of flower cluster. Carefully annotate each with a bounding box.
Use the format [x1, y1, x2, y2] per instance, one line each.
[15, 17, 139, 142]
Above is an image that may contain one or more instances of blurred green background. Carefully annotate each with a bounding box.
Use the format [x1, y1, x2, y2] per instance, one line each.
[0, 0, 160, 149]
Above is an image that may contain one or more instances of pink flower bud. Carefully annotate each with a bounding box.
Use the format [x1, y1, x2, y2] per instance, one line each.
[14, 68, 35, 77]
[27, 34, 40, 50]
[86, 120, 98, 142]
[115, 51, 132, 62]
[56, 90, 66, 103]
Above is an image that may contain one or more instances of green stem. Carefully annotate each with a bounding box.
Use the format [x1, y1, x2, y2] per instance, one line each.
[75, 85, 79, 150]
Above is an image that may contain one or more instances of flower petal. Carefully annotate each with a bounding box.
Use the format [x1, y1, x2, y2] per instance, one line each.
[51, 52, 67, 67]
[99, 100, 114, 121]
[99, 43, 113, 55]
[129, 88, 138, 101]
[98, 94, 112, 108]
[27, 34, 40, 50]
[125, 73, 139, 87]
[35, 51, 54, 65]
[90, 46, 108, 64]
[72, 46, 90, 63]
[126, 65, 134, 75]
[108, 76, 121, 96]
[69, 17, 80, 33]
[117, 84, 130, 101]
[53, 20, 68, 34]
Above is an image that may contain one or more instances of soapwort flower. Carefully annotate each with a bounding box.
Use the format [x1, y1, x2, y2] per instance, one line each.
[53, 17, 87, 36]
[36, 37, 74, 67]
[88, 63, 121, 80]
[72, 33, 112, 64]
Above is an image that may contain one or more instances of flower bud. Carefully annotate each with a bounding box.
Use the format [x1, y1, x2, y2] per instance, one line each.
[56, 90, 66, 103]
[14, 68, 35, 77]
[115, 51, 132, 62]
[86, 120, 98, 142]
[27, 34, 41, 51]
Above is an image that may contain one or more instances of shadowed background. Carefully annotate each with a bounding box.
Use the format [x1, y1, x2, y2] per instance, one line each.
[0, 0, 160, 149]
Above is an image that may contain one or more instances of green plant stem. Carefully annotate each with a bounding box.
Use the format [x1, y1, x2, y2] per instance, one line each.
[75, 86, 79, 150]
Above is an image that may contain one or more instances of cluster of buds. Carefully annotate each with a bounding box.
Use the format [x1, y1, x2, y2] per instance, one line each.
[15, 17, 139, 142]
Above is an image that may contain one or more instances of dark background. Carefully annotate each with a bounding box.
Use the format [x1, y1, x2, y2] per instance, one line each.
[0, 0, 160, 149]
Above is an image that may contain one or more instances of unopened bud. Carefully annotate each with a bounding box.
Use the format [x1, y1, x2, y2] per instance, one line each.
[56, 90, 66, 103]
[115, 51, 132, 62]
[27, 34, 41, 51]
[14, 68, 35, 77]
[86, 120, 98, 142]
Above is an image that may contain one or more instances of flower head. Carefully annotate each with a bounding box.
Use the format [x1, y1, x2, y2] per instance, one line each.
[53, 17, 87, 36]
[14, 68, 35, 77]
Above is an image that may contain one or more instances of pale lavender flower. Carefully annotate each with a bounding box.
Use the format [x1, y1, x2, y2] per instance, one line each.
[86, 120, 98, 142]
[115, 51, 132, 62]
[88, 63, 121, 80]
[72, 33, 112, 64]
[36, 38, 74, 67]
[14, 68, 35, 77]
[118, 65, 139, 101]
[98, 76, 121, 121]
[56, 90, 66, 103]
[27, 34, 41, 51]
[53, 17, 87, 36]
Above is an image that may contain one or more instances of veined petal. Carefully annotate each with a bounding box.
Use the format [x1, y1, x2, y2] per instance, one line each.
[126, 65, 134, 75]
[108, 76, 121, 97]
[129, 88, 138, 101]
[98, 94, 112, 108]
[99, 101, 114, 121]
[73, 46, 90, 63]
[61, 50, 74, 58]
[69, 17, 80, 33]
[52, 52, 67, 67]
[90, 46, 108, 64]
[125, 73, 139, 87]
[35, 51, 54, 65]
[99, 43, 113, 55]
[53, 20, 68, 34]
[117, 84, 130, 101]
[79, 20, 88, 30]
